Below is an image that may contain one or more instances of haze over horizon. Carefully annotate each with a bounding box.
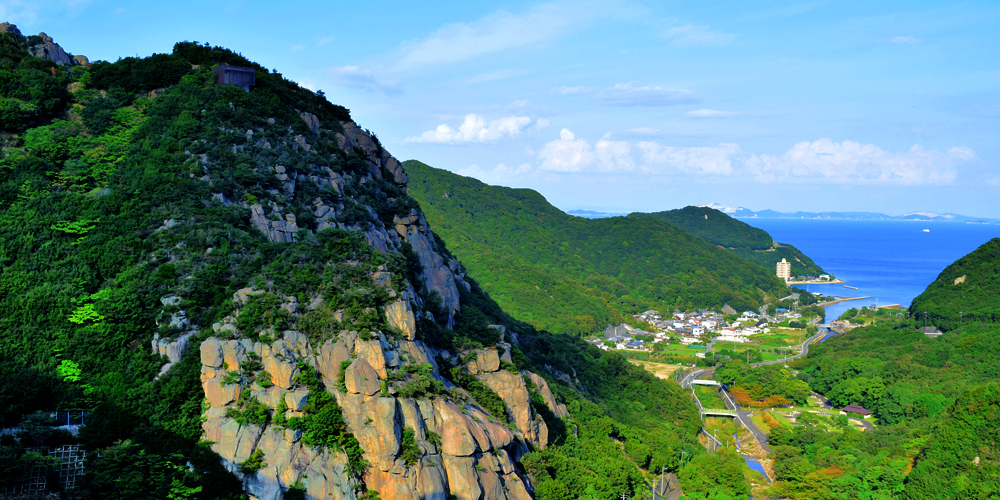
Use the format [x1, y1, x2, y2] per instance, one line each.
[4, 0, 998, 217]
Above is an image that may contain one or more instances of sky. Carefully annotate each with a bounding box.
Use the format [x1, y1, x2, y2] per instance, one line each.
[4, 0, 999, 217]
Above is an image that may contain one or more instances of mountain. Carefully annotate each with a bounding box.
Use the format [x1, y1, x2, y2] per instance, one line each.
[0, 28, 722, 500]
[628, 205, 826, 277]
[909, 237, 1000, 330]
[699, 203, 996, 222]
[404, 160, 789, 337]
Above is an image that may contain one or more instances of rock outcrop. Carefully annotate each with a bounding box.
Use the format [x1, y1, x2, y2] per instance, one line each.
[0, 24, 81, 66]
[199, 330, 536, 500]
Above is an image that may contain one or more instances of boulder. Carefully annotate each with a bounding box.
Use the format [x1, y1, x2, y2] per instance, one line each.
[300, 112, 320, 134]
[476, 349, 501, 373]
[356, 339, 388, 378]
[345, 359, 380, 396]
[200, 337, 224, 368]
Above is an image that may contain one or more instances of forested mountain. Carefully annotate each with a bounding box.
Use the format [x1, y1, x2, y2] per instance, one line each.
[781, 239, 1000, 499]
[908, 237, 1000, 330]
[630, 206, 825, 277]
[0, 28, 733, 500]
[405, 161, 789, 336]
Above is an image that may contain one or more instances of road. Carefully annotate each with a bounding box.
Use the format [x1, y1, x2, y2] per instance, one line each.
[680, 328, 828, 388]
[680, 327, 836, 454]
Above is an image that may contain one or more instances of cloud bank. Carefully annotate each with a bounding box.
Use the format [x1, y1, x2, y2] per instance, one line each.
[406, 114, 533, 144]
[529, 130, 974, 184]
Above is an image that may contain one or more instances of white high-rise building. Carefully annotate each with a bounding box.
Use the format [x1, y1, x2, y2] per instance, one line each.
[776, 258, 792, 281]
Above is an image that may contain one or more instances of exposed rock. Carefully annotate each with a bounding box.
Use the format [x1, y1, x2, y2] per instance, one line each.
[201, 338, 225, 368]
[525, 371, 569, 419]
[345, 359, 380, 396]
[263, 354, 299, 389]
[476, 349, 501, 373]
[385, 300, 417, 341]
[73, 54, 89, 66]
[355, 339, 389, 378]
[300, 112, 320, 134]
[392, 210, 467, 327]
[316, 338, 353, 383]
[352, 397, 400, 471]
[15, 30, 75, 66]
[203, 373, 241, 407]
[477, 369, 547, 449]
[249, 204, 298, 243]
[284, 389, 309, 411]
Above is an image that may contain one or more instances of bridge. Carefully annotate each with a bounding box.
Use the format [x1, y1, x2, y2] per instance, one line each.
[691, 379, 720, 387]
[701, 408, 737, 417]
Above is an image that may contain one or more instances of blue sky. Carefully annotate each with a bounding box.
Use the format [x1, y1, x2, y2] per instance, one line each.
[5, 0, 999, 216]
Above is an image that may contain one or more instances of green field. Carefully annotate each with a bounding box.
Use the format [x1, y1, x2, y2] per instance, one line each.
[695, 385, 728, 409]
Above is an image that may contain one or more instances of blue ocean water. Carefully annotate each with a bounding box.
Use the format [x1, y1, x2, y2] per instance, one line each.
[738, 219, 1000, 321]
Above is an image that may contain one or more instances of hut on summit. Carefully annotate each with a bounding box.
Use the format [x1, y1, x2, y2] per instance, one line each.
[212, 63, 255, 91]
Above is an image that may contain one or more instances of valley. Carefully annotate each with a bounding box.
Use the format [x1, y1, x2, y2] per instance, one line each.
[0, 21, 999, 500]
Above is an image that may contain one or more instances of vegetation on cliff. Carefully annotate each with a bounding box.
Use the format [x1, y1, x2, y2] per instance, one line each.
[629, 206, 825, 277]
[405, 160, 789, 336]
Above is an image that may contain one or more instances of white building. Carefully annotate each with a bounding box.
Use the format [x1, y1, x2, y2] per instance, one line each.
[777, 258, 792, 281]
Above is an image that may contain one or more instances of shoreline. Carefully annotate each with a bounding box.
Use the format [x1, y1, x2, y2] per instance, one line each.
[818, 296, 873, 307]
[786, 279, 846, 285]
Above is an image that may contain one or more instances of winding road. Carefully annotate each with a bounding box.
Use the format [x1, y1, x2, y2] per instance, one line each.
[680, 327, 839, 454]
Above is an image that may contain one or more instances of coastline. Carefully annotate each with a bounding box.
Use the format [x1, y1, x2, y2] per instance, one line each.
[818, 296, 874, 307]
[787, 279, 845, 285]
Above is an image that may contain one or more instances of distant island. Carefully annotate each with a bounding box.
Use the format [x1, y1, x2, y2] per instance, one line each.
[700, 203, 999, 223]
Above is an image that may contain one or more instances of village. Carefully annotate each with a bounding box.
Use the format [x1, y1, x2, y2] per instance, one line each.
[587, 304, 811, 359]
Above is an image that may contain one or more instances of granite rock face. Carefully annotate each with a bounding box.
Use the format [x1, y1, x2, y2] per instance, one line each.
[199, 331, 539, 500]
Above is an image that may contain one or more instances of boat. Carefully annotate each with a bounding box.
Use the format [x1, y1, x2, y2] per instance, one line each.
[844, 285, 858, 290]
[923, 229, 930, 232]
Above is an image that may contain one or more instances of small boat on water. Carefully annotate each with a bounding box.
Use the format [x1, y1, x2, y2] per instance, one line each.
[844, 285, 858, 290]
[923, 229, 930, 232]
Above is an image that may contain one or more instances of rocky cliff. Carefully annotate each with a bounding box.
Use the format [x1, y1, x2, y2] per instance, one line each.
[159, 112, 568, 499]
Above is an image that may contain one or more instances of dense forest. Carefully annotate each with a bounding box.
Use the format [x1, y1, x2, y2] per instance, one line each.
[781, 278, 1000, 498]
[0, 33, 733, 500]
[908, 237, 1000, 330]
[405, 160, 790, 336]
[630, 206, 826, 277]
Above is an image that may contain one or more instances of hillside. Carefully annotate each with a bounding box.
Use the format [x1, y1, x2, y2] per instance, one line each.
[909, 237, 1000, 330]
[405, 161, 789, 336]
[0, 28, 723, 500]
[779, 241, 1000, 499]
[630, 206, 826, 277]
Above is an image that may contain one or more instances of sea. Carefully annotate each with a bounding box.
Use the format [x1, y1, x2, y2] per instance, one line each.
[738, 219, 1000, 322]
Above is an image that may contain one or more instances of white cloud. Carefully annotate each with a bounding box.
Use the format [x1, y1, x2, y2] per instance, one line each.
[663, 25, 737, 47]
[536, 118, 550, 128]
[638, 142, 741, 175]
[597, 83, 699, 106]
[406, 114, 532, 144]
[745, 139, 971, 184]
[687, 109, 737, 118]
[329, 66, 402, 96]
[508, 100, 531, 109]
[552, 85, 589, 95]
[947, 146, 977, 161]
[458, 163, 535, 184]
[534, 131, 973, 184]
[890, 36, 921, 44]
[393, 2, 602, 71]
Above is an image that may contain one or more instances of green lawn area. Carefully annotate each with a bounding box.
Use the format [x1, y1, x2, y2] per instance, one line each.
[694, 385, 728, 409]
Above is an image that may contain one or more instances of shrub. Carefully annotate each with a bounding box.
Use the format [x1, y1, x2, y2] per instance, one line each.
[237, 448, 267, 473]
[399, 427, 421, 466]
